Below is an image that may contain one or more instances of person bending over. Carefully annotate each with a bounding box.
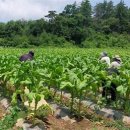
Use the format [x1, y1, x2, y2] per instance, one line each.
[19, 51, 34, 62]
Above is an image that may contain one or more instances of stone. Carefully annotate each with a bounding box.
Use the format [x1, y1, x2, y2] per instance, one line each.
[23, 123, 43, 130]
[16, 118, 25, 128]
[24, 98, 48, 110]
[50, 103, 59, 112]
[64, 93, 71, 98]
[22, 123, 32, 130]
[0, 98, 9, 109]
[82, 100, 96, 110]
[123, 116, 130, 125]
[22, 118, 46, 130]
[56, 106, 71, 118]
[62, 116, 76, 124]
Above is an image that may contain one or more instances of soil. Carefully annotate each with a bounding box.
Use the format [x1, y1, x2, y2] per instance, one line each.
[0, 100, 123, 130]
[45, 115, 117, 130]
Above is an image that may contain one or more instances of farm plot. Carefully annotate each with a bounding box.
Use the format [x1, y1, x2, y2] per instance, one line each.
[0, 48, 130, 129]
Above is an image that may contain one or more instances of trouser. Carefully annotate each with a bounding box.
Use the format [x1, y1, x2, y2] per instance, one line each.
[102, 81, 117, 101]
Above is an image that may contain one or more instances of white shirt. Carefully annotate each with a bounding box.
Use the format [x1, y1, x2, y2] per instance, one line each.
[110, 61, 121, 68]
[100, 56, 110, 66]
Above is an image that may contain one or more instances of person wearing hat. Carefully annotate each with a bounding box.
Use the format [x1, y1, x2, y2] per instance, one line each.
[102, 55, 122, 101]
[99, 52, 110, 66]
[110, 55, 122, 68]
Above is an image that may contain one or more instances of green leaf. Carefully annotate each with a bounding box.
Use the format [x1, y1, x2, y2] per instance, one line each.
[26, 92, 34, 102]
[60, 81, 73, 89]
[78, 80, 87, 90]
[20, 80, 32, 85]
[117, 85, 127, 94]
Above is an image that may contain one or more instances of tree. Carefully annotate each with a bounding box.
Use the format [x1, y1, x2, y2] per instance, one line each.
[45, 11, 57, 22]
[62, 2, 79, 16]
[0, 23, 6, 38]
[80, 0, 92, 26]
[27, 19, 46, 36]
[115, 0, 129, 32]
[5, 20, 25, 37]
[115, 0, 128, 21]
[94, 0, 114, 20]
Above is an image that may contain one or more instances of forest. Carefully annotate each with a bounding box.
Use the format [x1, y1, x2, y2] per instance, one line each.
[0, 0, 130, 48]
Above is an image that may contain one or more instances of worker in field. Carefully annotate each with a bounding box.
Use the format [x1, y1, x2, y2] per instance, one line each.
[18, 51, 34, 104]
[110, 55, 121, 68]
[19, 51, 34, 62]
[102, 55, 122, 101]
[99, 52, 110, 66]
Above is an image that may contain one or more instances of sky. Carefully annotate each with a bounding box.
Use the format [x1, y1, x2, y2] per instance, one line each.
[0, 0, 129, 22]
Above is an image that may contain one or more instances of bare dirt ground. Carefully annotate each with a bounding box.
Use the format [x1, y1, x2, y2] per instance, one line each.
[0, 101, 126, 130]
[45, 115, 117, 130]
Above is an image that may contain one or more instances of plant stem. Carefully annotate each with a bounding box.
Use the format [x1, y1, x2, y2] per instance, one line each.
[78, 92, 82, 119]
[60, 90, 63, 104]
[53, 89, 57, 98]
[34, 100, 38, 116]
[71, 89, 74, 113]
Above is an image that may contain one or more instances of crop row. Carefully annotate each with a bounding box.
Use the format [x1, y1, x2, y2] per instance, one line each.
[0, 48, 130, 116]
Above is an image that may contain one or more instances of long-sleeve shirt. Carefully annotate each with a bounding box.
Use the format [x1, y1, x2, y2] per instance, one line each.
[110, 61, 121, 68]
[100, 56, 110, 66]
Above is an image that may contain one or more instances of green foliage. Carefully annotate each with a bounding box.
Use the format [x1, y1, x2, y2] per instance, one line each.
[80, 0, 92, 26]
[39, 32, 72, 47]
[0, 106, 21, 130]
[0, 0, 129, 47]
[82, 32, 130, 48]
[36, 105, 52, 117]
[1, 48, 130, 116]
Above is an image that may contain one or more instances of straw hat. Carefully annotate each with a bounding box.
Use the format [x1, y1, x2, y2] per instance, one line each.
[113, 55, 121, 62]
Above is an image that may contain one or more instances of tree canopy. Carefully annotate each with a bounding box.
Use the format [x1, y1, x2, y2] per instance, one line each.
[0, 0, 130, 48]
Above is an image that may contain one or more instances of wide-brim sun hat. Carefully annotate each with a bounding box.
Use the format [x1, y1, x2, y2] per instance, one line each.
[113, 55, 121, 62]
